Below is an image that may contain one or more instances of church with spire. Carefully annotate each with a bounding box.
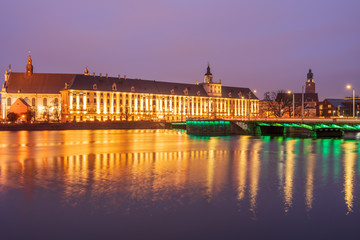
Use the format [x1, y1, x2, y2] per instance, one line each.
[1, 51, 76, 121]
[273, 69, 319, 118]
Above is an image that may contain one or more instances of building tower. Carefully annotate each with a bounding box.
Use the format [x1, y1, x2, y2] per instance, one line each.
[26, 49, 33, 76]
[204, 64, 213, 83]
[305, 69, 315, 93]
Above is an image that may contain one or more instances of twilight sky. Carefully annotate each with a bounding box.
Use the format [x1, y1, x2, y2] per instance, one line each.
[1, 0, 359, 99]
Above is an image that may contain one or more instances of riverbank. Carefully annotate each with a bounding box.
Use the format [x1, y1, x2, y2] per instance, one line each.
[0, 121, 171, 131]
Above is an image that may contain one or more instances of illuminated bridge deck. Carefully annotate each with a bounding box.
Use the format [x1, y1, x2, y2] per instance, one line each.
[174, 119, 360, 137]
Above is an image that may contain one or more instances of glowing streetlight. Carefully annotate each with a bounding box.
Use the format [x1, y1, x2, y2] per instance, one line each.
[346, 84, 355, 118]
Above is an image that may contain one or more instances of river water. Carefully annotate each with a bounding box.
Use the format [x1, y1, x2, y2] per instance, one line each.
[0, 130, 359, 239]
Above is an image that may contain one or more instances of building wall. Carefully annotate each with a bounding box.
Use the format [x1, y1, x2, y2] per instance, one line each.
[1, 92, 61, 121]
[61, 90, 259, 122]
[316, 99, 360, 118]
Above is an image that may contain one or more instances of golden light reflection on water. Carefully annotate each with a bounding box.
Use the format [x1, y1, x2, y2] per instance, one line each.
[0, 130, 359, 215]
[284, 140, 296, 213]
[235, 136, 250, 201]
[343, 141, 356, 214]
[305, 153, 315, 211]
[249, 140, 262, 216]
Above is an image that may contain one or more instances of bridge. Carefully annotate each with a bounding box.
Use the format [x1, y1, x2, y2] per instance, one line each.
[171, 118, 360, 138]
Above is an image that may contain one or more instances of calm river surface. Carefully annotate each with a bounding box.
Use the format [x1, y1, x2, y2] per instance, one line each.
[0, 130, 360, 239]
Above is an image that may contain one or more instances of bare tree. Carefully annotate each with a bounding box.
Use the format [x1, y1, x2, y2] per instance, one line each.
[263, 90, 292, 118]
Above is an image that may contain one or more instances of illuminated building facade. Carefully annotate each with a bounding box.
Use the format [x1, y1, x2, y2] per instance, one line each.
[1, 55, 259, 122]
[60, 65, 259, 122]
[1, 53, 73, 121]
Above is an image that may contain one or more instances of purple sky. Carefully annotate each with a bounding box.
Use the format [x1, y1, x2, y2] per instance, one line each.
[1, 0, 360, 99]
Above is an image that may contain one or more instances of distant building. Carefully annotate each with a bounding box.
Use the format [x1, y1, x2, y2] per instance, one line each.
[1, 55, 259, 122]
[275, 69, 319, 117]
[317, 98, 360, 117]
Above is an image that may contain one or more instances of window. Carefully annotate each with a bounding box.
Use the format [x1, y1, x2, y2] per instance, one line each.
[54, 98, 59, 107]
[93, 84, 97, 90]
[101, 99, 103, 104]
[43, 98, 47, 106]
[7, 98, 11, 106]
[107, 99, 110, 104]
[87, 98, 90, 104]
[94, 99, 97, 103]
[32, 98, 36, 106]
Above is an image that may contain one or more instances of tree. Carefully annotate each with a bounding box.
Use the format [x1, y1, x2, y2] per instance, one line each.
[7, 112, 19, 123]
[25, 110, 34, 122]
[53, 108, 60, 122]
[263, 90, 292, 118]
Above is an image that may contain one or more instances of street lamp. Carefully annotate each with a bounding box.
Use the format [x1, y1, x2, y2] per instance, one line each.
[346, 84, 355, 118]
[287, 90, 295, 118]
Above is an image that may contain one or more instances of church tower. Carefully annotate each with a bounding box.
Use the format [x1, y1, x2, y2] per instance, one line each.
[26, 49, 33, 76]
[200, 64, 221, 97]
[305, 69, 315, 93]
[204, 64, 213, 83]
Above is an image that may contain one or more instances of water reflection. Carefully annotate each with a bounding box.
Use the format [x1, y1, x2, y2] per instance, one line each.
[284, 140, 296, 213]
[0, 130, 360, 217]
[343, 141, 356, 214]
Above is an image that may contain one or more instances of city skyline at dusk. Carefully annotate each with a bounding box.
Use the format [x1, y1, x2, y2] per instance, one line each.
[1, 0, 360, 99]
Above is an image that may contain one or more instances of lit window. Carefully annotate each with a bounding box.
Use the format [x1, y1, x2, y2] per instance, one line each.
[43, 98, 47, 106]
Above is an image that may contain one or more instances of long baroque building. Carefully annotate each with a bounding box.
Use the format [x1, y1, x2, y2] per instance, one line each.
[1, 55, 259, 122]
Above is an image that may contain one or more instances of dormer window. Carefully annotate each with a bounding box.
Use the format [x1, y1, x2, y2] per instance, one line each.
[197, 91, 201, 96]
[112, 83, 117, 91]
[183, 88, 189, 96]
[93, 84, 97, 90]
[131, 86, 135, 92]
[170, 89, 175, 94]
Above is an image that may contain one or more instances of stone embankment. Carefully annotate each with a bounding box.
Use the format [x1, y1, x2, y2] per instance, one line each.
[0, 121, 171, 131]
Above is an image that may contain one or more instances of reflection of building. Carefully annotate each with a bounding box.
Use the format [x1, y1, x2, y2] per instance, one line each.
[61, 64, 259, 122]
[317, 98, 360, 117]
[1, 53, 67, 121]
[1, 56, 259, 122]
